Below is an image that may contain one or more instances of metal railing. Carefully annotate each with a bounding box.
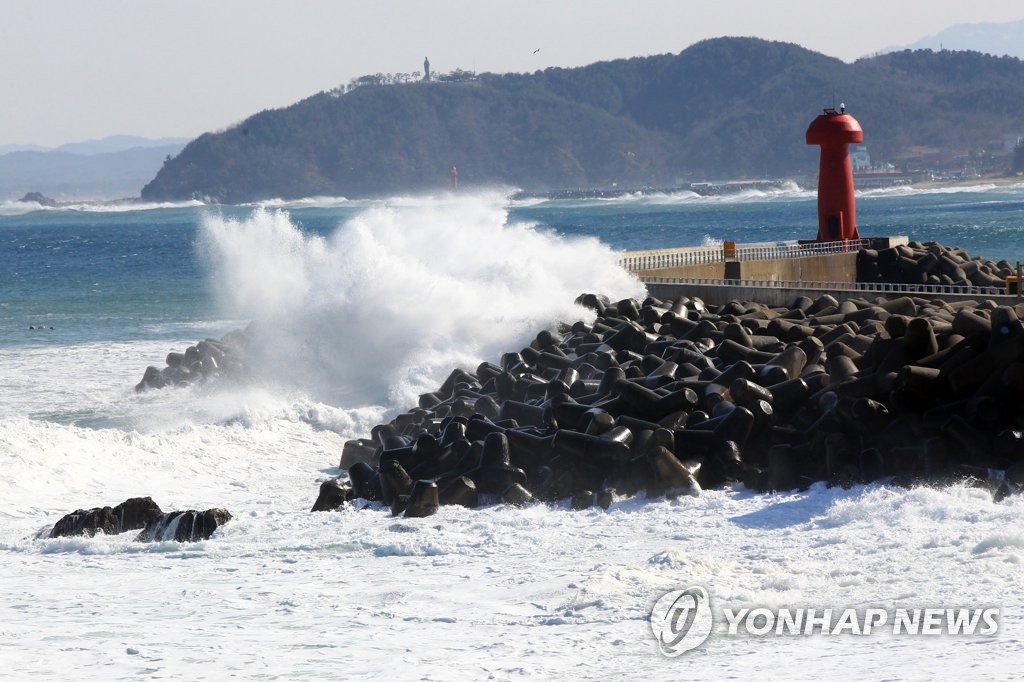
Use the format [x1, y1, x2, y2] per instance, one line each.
[618, 246, 722, 272]
[638, 276, 1005, 297]
[619, 239, 869, 272]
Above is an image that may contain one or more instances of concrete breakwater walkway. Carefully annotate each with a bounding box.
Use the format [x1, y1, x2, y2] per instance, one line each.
[643, 279, 1014, 309]
[621, 237, 1017, 307]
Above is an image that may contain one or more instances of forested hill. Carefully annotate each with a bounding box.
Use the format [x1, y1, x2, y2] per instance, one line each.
[141, 37, 1024, 202]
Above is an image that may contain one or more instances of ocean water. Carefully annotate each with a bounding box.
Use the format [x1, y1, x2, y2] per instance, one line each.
[2, 184, 1024, 679]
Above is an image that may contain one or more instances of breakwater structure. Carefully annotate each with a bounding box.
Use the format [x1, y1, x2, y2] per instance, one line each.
[315, 284, 1024, 518]
[309, 106, 1024, 517]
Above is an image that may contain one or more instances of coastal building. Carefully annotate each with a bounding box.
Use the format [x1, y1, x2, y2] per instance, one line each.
[850, 145, 871, 172]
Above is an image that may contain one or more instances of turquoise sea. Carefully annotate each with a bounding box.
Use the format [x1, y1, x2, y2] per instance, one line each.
[3, 183, 1024, 350]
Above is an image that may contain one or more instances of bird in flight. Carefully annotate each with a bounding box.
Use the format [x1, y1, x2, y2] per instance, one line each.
[532, 48, 540, 54]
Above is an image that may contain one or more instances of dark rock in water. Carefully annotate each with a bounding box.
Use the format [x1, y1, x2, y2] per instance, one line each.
[404, 479, 440, 518]
[20, 191, 59, 208]
[136, 508, 232, 542]
[570, 490, 595, 510]
[339, 439, 378, 469]
[596, 488, 615, 510]
[348, 461, 383, 501]
[311, 478, 353, 512]
[136, 366, 167, 391]
[49, 498, 152, 538]
[500, 482, 535, 506]
[379, 459, 414, 506]
[439, 476, 479, 508]
[49, 496, 163, 538]
[135, 324, 254, 392]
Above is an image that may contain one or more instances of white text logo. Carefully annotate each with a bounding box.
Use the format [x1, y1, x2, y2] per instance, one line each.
[649, 586, 714, 657]
[650, 589, 1000, 656]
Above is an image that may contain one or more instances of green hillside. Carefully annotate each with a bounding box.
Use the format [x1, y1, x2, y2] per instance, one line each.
[141, 37, 1024, 202]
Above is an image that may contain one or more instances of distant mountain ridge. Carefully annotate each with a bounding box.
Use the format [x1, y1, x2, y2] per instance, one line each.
[0, 135, 190, 157]
[141, 37, 1024, 203]
[0, 139, 187, 200]
[53, 135, 191, 156]
[888, 19, 1024, 59]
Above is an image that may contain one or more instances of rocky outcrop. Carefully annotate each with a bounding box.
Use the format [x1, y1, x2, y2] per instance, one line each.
[135, 509, 233, 542]
[49, 499, 231, 542]
[20, 191, 59, 207]
[49, 497, 163, 538]
[318, 290, 1024, 516]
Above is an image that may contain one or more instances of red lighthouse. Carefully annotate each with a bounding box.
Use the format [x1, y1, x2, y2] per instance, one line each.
[806, 105, 863, 241]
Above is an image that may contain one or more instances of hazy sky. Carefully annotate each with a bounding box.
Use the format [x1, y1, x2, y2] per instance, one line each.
[2, 0, 1022, 147]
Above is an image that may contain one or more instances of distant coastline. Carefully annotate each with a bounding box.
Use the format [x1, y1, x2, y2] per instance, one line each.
[908, 174, 1024, 190]
[9, 173, 1022, 212]
[510, 174, 1024, 202]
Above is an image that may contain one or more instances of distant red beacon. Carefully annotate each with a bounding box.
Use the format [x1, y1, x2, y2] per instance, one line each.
[806, 106, 863, 242]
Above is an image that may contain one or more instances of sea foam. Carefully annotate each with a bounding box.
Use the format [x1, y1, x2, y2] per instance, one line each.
[0, 198, 205, 216]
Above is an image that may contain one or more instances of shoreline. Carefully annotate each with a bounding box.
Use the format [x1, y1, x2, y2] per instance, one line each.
[904, 174, 1024, 190]
[510, 175, 1024, 202]
[6, 174, 1023, 209]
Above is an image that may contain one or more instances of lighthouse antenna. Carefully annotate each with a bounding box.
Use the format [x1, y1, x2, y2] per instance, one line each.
[824, 92, 838, 115]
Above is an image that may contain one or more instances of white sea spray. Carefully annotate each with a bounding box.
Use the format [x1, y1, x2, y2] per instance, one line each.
[196, 192, 644, 410]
